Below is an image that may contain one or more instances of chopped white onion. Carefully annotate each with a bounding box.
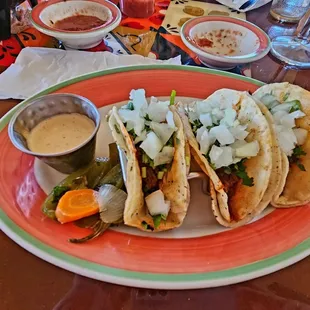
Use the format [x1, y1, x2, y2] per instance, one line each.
[196, 101, 212, 114]
[118, 109, 145, 136]
[238, 105, 257, 124]
[118, 109, 138, 123]
[271, 102, 293, 114]
[273, 111, 288, 124]
[140, 131, 163, 159]
[211, 108, 225, 124]
[281, 113, 296, 128]
[166, 110, 175, 128]
[230, 124, 248, 140]
[220, 108, 237, 126]
[276, 126, 297, 156]
[126, 120, 134, 132]
[260, 94, 279, 109]
[154, 146, 175, 166]
[230, 140, 247, 148]
[196, 126, 206, 143]
[199, 130, 211, 154]
[293, 128, 308, 145]
[145, 190, 170, 217]
[290, 110, 306, 119]
[209, 125, 235, 145]
[129, 89, 148, 114]
[99, 184, 128, 223]
[188, 111, 199, 123]
[199, 113, 213, 127]
[134, 130, 147, 144]
[150, 122, 175, 146]
[209, 145, 233, 169]
[235, 141, 260, 158]
[147, 97, 169, 122]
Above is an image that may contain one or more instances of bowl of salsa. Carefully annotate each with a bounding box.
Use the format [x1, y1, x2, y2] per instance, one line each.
[31, 0, 121, 49]
[180, 16, 271, 70]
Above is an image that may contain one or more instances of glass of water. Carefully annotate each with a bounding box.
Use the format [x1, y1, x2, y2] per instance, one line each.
[270, 0, 310, 22]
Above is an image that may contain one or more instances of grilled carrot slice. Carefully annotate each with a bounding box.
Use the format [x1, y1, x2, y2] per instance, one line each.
[55, 189, 99, 224]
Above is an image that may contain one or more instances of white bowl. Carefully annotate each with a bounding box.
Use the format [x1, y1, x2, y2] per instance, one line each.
[181, 16, 271, 70]
[31, 0, 121, 49]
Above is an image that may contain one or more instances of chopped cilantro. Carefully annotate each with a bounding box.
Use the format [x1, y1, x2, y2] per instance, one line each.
[192, 119, 203, 134]
[297, 162, 306, 171]
[128, 128, 137, 140]
[145, 123, 151, 133]
[292, 145, 306, 157]
[289, 145, 307, 171]
[52, 185, 70, 203]
[289, 100, 302, 113]
[233, 160, 254, 187]
[222, 160, 254, 187]
[127, 101, 134, 110]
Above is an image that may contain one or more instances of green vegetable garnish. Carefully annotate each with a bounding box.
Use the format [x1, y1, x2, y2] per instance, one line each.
[127, 101, 134, 110]
[142, 221, 148, 230]
[142, 167, 147, 178]
[297, 162, 306, 171]
[157, 171, 164, 180]
[52, 185, 70, 203]
[234, 160, 254, 187]
[186, 156, 190, 166]
[288, 100, 302, 113]
[142, 153, 148, 164]
[141, 221, 153, 230]
[289, 145, 307, 171]
[153, 214, 162, 228]
[128, 128, 137, 140]
[192, 119, 203, 134]
[170, 90, 176, 106]
[223, 160, 254, 187]
[145, 114, 151, 121]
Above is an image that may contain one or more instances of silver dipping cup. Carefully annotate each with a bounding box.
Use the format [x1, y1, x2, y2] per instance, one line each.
[8, 93, 101, 174]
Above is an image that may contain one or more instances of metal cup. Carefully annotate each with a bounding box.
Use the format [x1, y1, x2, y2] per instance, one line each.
[8, 93, 101, 174]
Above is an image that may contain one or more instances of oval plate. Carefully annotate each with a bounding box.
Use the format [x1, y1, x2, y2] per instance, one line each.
[1, 65, 310, 289]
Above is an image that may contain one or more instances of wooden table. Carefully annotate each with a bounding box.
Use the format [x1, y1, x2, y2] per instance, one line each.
[1, 2, 310, 310]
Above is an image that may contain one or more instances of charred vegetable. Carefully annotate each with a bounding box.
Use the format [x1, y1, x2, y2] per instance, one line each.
[42, 158, 112, 220]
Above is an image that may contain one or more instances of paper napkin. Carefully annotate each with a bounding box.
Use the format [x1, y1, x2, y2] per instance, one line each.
[0, 47, 181, 100]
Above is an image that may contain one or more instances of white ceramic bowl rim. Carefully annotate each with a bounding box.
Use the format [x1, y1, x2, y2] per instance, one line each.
[31, 0, 121, 38]
[181, 17, 271, 64]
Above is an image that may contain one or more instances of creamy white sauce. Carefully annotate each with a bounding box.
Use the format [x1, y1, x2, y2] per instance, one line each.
[27, 113, 95, 154]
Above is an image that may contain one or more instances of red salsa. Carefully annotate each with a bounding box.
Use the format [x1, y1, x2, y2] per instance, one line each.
[53, 15, 106, 31]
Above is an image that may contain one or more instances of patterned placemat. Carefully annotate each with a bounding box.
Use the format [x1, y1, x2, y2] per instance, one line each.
[0, 0, 250, 76]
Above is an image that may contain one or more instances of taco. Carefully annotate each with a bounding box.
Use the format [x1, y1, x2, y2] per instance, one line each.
[253, 82, 310, 207]
[108, 89, 190, 231]
[177, 89, 274, 227]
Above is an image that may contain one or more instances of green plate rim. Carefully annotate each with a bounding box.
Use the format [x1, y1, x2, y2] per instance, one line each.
[1, 65, 309, 288]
